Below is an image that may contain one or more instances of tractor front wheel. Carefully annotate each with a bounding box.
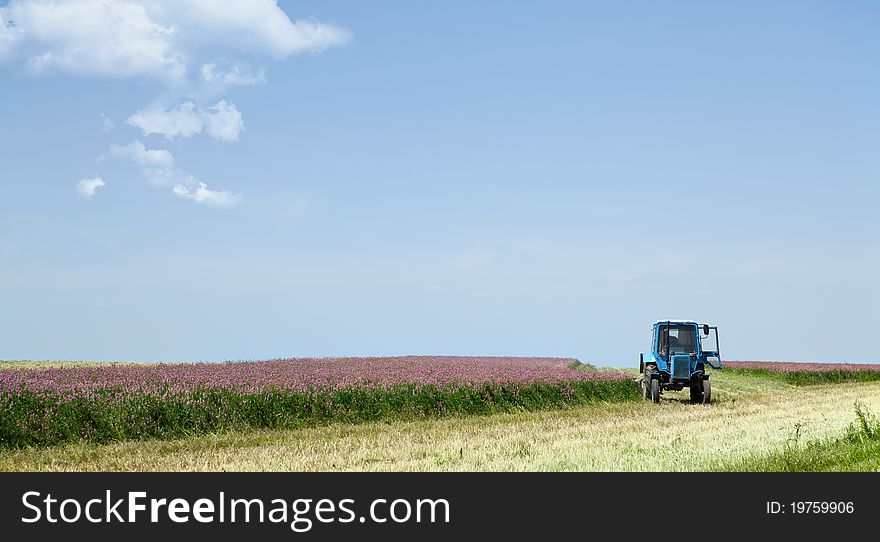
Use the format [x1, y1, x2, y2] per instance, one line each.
[650, 378, 661, 404]
[689, 381, 702, 403]
[701, 379, 712, 404]
[641, 369, 650, 400]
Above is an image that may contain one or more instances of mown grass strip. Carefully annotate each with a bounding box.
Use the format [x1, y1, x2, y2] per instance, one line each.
[724, 368, 880, 386]
[0, 380, 638, 449]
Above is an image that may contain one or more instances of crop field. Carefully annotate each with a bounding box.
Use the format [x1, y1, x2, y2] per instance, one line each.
[1, 358, 879, 472]
[0, 357, 633, 449]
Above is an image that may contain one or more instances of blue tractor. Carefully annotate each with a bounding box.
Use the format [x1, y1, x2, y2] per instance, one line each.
[640, 320, 722, 404]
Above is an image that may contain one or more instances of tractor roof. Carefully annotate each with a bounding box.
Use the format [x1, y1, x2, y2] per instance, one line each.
[654, 319, 698, 325]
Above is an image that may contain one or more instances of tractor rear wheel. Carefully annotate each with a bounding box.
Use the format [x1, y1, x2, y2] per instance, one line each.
[701, 379, 712, 404]
[650, 378, 660, 404]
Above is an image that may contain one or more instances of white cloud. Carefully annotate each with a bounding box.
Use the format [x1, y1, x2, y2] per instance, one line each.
[2, 1, 339, 207]
[1, 0, 183, 79]
[100, 113, 115, 131]
[0, 1, 350, 80]
[77, 176, 106, 198]
[201, 62, 266, 89]
[105, 140, 186, 186]
[126, 102, 201, 140]
[142, 166, 198, 188]
[127, 100, 243, 142]
[203, 100, 243, 142]
[146, 1, 352, 59]
[103, 141, 241, 206]
[0, 10, 20, 58]
[172, 182, 241, 208]
[107, 140, 174, 167]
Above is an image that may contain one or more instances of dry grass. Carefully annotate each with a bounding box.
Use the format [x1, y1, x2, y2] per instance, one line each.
[2, 371, 878, 472]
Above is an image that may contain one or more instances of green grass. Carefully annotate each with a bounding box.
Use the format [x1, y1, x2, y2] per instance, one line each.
[0, 379, 638, 449]
[728, 404, 880, 471]
[725, 367, 880, 386]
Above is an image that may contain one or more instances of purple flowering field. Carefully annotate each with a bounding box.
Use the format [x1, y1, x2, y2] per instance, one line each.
[0, 357, 636, 448]
[0, 356, 628, 398]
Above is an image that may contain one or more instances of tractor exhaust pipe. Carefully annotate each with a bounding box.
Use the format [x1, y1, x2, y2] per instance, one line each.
[665, 320, 670, 361]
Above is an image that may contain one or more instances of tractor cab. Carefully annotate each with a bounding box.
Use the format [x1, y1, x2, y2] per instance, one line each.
[639, 320, 722, 404]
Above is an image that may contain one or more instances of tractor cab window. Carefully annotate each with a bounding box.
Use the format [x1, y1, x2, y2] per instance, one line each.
[658, 325, 697, 355]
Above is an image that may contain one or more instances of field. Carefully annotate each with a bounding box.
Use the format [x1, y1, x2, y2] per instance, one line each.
[1, 358, 880, 471]
[0, 357, 633, 448]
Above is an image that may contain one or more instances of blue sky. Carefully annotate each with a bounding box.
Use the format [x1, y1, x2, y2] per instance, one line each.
[0, 1, 878, 365]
